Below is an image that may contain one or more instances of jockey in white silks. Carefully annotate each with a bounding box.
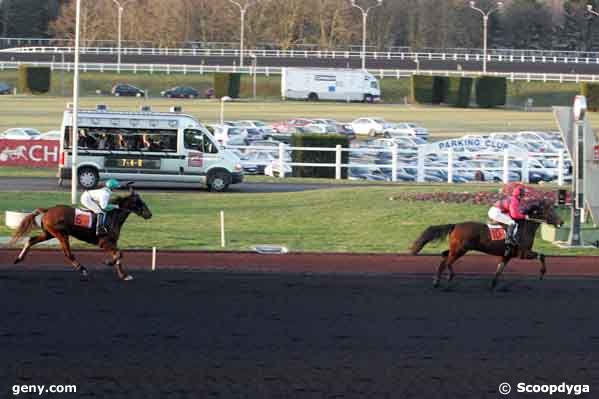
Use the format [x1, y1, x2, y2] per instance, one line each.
[80, 178, 120, 236]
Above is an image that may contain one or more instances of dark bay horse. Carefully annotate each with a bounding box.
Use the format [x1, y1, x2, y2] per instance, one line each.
[9, 186, 152, 281]
[410, 200, 563, 289]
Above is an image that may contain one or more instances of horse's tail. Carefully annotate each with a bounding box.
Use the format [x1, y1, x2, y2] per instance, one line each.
[8, 208, 46, 246]
[410, 224, 455, 255]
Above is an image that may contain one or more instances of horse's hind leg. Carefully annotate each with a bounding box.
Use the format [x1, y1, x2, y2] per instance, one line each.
[52, 232, 88, 278]
[433, 250, 449, 288]
[444, 250, 466, 285]
[491, 257, 511, 289]
[14, 230, 53, 264]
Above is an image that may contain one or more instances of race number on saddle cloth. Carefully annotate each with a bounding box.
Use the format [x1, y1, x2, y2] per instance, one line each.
[487, 225, 506, 241]
[73, 209, 93, 229]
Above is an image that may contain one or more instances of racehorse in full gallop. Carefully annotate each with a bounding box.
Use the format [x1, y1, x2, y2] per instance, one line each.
[9, 185, 152, 281]
[410, 200, 563, 289]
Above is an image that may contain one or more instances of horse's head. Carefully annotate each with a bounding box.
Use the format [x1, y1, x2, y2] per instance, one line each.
[117, 186, 152, 220]
[528, 200, 563, 228]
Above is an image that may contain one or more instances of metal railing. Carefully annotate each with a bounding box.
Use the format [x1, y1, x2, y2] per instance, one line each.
[4, 46, 599, 65]
[227, 142, 569, 185]
[0, 60, 598, 83]
[1, 38, 597, 58]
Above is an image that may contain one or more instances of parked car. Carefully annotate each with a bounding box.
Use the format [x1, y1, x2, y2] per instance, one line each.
[383, 122, 429, 141]
[0, 82, 12, 95]
[264, 162, 292, 177]
[40, 130, 62, 140]
[1, 128, 41, 140]
[160, 86, 200, 99]
[272, 118, 313, 134]
[209, 124, 248, 146]
[204, 88, 215, 98]
[350, 117, 387, 136]
[111, 83, 145, 97]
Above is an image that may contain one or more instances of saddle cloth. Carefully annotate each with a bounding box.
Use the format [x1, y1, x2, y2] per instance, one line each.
[74, 208, 94, 229]
[487, 224, 506, 241]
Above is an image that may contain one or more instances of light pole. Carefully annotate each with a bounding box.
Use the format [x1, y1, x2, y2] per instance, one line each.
[250, 53, 257, 99]
[228, 0, 252, 68]
[350, 0, 383, 70]
[112, 0, 132, 69]
[469, 1, 503, 74]
[220, 96, 232, 126]
[71, 0, 82, 204]
[569, 95, 587, 246]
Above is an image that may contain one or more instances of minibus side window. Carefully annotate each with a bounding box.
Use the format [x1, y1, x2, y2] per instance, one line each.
[184, 129, 218, 154]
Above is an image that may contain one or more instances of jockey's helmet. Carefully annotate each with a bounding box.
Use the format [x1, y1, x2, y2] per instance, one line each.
[105, 178, 120, 189]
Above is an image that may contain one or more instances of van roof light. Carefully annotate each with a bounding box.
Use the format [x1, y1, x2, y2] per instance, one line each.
[140, 105, 152, 112]
[96, 104, 108, 111]
[67, 103, 73, 110]
[170, 106, 182, 113]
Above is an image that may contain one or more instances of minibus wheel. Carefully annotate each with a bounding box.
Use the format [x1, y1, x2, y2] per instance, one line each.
[78, 167, 99, 189]
[208, 170, 231, 192]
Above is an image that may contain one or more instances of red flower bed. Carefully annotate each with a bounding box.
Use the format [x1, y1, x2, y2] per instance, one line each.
[391, 183, 569, 206]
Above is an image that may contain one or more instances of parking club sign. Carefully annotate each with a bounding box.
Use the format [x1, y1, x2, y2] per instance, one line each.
[425, 136, 524, 154]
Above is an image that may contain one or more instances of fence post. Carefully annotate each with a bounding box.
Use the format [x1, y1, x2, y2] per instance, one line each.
[391, 143, 398, 182]
[522, 153, 530, 183]
[503, 149, 510, 184]
[417, 146, 425, 183]
[278, 143, 285, 179]
[558, 149, 565, 187]
[447, 148, 453, 183]
[335, 145, 342, 180]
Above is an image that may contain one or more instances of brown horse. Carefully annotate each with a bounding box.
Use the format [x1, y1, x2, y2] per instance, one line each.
[410, 200, 563, 289]
[9, 186, 152, 281]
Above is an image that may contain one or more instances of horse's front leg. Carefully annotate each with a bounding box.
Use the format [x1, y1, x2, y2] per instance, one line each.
[102, 241, 131, 281]
[521, 250, 546, 280]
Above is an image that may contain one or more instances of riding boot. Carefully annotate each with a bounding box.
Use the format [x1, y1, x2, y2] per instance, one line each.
[97, 213, 108, 236]
[503, 224, 515, 257]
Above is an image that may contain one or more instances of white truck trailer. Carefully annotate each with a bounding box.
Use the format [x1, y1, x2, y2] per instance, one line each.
[281, 67, 381, 103]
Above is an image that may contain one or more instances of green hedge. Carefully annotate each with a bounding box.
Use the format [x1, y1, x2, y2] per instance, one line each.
[432, 76, 448, 104]
[581, 83, 599, 112]
[475, 77, 506, 108]
[446, 77, 473, 108]
[17, 65, 51, 94]
[411, 75, 435, 104]
[291, 134, 350, 179]
[412, 75, 471, 107]
[213, 73, 241, 98]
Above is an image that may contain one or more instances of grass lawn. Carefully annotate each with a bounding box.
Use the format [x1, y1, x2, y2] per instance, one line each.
[0, 186, 595, 256]
[0, 95, 582, 138]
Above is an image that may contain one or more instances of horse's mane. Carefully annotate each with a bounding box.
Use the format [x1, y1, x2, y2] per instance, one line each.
[111, 192, 135, 206]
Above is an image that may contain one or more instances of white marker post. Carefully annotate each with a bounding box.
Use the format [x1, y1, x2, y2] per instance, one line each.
[220, 210, 225, 248]
[151, 246, 156, 271]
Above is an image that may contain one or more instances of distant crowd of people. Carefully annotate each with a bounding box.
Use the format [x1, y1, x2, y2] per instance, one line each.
[75, 129, 177, 152]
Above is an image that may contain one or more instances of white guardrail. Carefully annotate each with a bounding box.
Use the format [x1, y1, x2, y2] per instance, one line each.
[4, 46, 599, 65]
[227, 143, 569, 186]
[0, 61, 598, 83]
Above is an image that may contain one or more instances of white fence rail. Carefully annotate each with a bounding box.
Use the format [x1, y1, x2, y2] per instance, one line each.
[5, 46, 599, 66]
[0, 61, 598, 83]
[228, 143, 569, 185]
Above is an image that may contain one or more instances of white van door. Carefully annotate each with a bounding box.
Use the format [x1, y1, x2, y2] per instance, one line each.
[182, 129, 219, 181]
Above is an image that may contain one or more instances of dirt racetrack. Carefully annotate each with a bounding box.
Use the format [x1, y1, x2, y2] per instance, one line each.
[1, 249, 598, 398]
